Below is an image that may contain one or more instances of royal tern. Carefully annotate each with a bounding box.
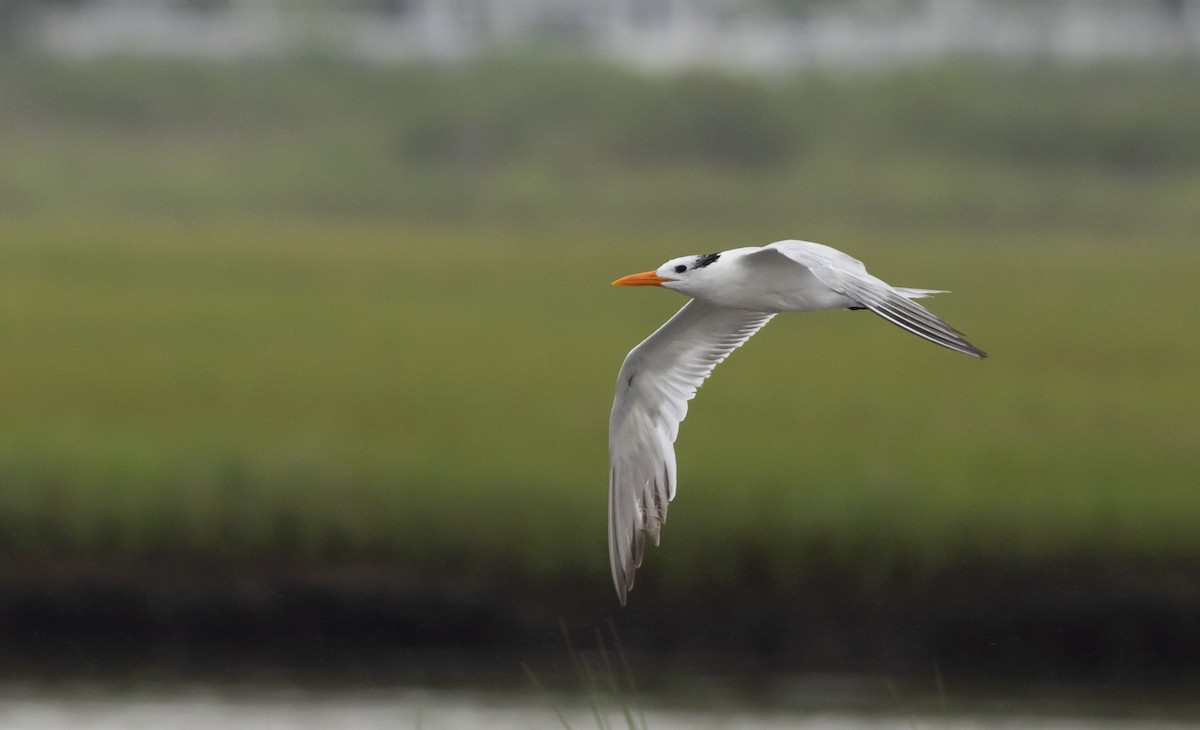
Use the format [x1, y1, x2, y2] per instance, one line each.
[608, 239, 986, 604]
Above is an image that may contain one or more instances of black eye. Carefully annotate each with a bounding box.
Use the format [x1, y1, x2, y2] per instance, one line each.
[674, 265, 687, 274]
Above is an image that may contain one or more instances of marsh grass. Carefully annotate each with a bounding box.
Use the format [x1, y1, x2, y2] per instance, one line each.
[1, 57, 1199, 594]
[2, 215, 1199, 587]
[524, 620, 647, 730]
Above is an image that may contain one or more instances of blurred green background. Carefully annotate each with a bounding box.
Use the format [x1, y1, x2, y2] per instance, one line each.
[2, 25, 1200, 686]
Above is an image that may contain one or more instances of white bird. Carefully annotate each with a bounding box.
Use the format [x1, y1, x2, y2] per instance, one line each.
[607, 239, 986, 604]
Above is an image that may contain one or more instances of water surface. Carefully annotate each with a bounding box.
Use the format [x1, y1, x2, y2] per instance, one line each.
[1, 686, 1196, 730]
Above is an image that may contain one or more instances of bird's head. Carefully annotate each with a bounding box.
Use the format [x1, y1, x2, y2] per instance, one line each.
[612, 252, 722, 296]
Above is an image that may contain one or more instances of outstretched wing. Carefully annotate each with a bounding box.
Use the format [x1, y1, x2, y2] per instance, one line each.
[761, 241, 987, 359]
[608, 299, 775, 604]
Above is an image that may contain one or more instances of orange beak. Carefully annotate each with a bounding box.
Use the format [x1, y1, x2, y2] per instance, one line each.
[612, 270, 670, 287]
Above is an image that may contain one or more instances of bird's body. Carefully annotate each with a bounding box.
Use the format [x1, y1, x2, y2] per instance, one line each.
[608, 240, 985, 604]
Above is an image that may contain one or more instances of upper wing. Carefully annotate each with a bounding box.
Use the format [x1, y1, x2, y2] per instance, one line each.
[608, 299, 775, 604]
[761, 241, 987, 359]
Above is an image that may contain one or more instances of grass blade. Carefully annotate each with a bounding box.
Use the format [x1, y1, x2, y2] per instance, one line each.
[522, 661, 574, 730]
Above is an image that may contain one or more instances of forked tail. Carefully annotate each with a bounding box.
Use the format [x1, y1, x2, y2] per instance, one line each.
[895, 287, 948, 300]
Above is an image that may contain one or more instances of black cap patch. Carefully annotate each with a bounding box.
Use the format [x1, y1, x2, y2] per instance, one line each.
[696, 253, 720, 268]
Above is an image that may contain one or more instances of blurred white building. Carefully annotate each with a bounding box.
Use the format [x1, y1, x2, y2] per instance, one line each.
[12, 0, 1200, 68]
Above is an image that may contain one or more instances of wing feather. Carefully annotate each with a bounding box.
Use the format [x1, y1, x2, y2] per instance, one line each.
[608, 299, 775, 604]
[762, 241, 987, 359]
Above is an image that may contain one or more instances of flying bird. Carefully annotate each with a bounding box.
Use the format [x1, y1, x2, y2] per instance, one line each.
[607, 239, 986, 604]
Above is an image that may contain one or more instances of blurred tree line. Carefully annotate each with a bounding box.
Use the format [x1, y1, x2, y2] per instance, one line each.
[1, 54, 1198, 228]
[397, 61, 1200, 174]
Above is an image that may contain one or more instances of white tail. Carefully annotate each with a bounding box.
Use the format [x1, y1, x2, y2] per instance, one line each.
[895, 287, 948, 300]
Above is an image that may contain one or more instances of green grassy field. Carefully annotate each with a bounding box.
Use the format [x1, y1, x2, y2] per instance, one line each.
[1, 56, 1199, 602]
[3, 215, 1198, 592]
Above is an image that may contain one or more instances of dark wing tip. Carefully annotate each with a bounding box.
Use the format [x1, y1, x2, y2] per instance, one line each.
[614, 561, 634, 606]
[612, 529, 643, 606]
[866, 292, 988, 360]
